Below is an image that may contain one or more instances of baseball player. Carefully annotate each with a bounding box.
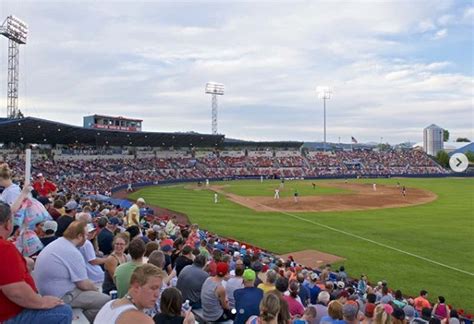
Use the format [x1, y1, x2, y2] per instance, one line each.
[312, 182, 316, 190]
[260, 175, 264, 183]
[294, 190, 299, 203]
[206, 179, 210, 187]
[401, 186, 406, 197]
[373, 183, 377, 192]
[274, 188, 280, 200]
[214, 193, 218, 203]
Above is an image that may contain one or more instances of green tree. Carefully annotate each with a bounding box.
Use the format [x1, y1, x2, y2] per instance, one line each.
[465, 151, 474, 162]
[435, 150, 450, 168]
[455, 137, 470, 142]
[443, 129, 450, 142]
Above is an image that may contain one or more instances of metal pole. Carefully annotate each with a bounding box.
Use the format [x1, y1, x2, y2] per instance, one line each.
[323, 97, 326, 151]
[211, 94, 218, 135]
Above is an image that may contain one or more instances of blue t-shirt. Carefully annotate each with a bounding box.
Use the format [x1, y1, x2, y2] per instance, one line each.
[234, 287, 264, 324]
[304, 283, 321, 305]
[298, 283, 311, 306]
[320, 316, 346, 324]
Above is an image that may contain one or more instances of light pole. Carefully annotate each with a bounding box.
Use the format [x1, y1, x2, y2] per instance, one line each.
[317, 86, 332, 151]
[205, 82, 225, 135]
[0, 15, 28, 119]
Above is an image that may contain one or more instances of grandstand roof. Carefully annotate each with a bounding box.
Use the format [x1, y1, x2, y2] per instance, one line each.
[0, 117, 225, 147]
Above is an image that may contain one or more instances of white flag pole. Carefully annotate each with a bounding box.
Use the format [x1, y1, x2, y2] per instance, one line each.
[25, 149, 31, 187]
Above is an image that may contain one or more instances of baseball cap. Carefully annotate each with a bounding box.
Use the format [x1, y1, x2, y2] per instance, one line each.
[37, 173, 44, 178]
[251, 261, 263, 272]
[42, 220, 57, 233]
[310, 272, 319, 281]
[343, 302, 359, 321]
[403, 305, 415, 319]
[392, 308, 405, 321]
[383, 304, 394, 315]
[233, 251, 241, 258]
[337, 281, 345, 289]
[108, 217, 120, 226]
[152, 224, 161, 232]
[243, 269, 256, 282]
[137, 198, 145, 204]
[100, 208, 110, 216]
[64, 201, 78, 211]
[216, 262, 229, 276]
[162, 245, 173, 252]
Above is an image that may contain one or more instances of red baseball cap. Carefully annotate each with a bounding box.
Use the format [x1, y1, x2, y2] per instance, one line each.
[216, 262, 229, 276]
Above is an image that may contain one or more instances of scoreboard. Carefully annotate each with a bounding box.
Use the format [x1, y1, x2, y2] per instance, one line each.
[83, 115, 143, 132]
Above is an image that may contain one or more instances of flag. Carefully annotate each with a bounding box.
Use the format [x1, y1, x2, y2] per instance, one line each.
[351, 136, 358, 144]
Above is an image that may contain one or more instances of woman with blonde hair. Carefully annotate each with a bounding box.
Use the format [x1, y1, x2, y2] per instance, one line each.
[320, 300, 344, 324]
[102, 232, 130, 294]
[0, 163, 21, 205]
[246, 293, 281, 324]
[373, 304, 392, 324]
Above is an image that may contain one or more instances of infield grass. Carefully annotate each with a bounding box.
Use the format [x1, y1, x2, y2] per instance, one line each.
[130, 177, 474, 310]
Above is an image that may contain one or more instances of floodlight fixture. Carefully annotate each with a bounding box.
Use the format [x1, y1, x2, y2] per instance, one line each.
[205, 82, 225, 135]
[316, 86, 332, 151]
[1, 15, 28, 119]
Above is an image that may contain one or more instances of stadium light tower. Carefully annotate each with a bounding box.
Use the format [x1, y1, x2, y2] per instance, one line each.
[0, 15, 28, 119]
[205, 82, 224, 135]
[317, 86, 332, 151]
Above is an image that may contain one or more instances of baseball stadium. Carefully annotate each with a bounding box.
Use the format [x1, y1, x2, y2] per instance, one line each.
[0, 2, 473, 324]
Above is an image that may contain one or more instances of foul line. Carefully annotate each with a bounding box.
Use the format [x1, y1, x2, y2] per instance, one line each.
[254, 200, 474, 277]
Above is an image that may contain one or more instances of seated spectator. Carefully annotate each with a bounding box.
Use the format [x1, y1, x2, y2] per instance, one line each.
[312, 291, 330, 324]
[305, 272, 321, 305]
[392, 290, 407, 309]
[98, 216, 120, 256]
[403, 305, 416, 323]
[79, 224, 106, 286]
[364, 293, 377, 321]
[153, 287, 195, 324]
[176, 254, 209, 309]
[301, 307, 317, 324]
[258, 269, 277, 293]
[273, 278, 292, 324]
[226, 263, 244, 308]
[0, 164, 21, 205]
[33, 173, 57, 197]
[343, 301, 359, 324]
[39, 220, 58, 248]
[320, 300, 345, 324]
[234, 269, 264, 324]
[95, 264, 165, 324]
[201, 262, 234, 322]
[55, 201, 77, 237]
[102, 233, 130, 295]
[283, 281, 304, 317]
[246, 292, 280, 324]
[144, 241, 159, 263]
[185, 224, 200, 248]
[0, 200, 72, 324]
[49, 199, 63, 221]
[174, 245, 194, 276]
[115, 238, 146, 298]
[432, 296, 450, 320]
[391, 307, 406, 324]
[374, 304, 393, 324]
[296, 272, 310, 307]
[34, 221, 110, 322]
[198, 239, 210, 259]
[165, 216, 179, 237]
[414, 290, 431, 313]
[159, 231, 174, 248]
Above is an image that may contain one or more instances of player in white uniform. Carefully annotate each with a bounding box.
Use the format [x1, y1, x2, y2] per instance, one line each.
[206, 179, 210, 187]
[127, 183, 133, 192]
[260, 175, 264, 183]
[373, 183, 377, 192]
[274, 188, 280, 200]
[214, 193, 218, 203]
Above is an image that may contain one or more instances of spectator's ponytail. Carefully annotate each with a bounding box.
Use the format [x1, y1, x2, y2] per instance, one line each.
[259, 293, 280, 322]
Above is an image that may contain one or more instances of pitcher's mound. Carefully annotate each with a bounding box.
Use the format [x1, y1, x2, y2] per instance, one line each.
[279, 249, 345, 269]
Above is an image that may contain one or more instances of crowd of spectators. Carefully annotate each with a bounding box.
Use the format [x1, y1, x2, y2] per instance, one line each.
[0, 156, 470, 324]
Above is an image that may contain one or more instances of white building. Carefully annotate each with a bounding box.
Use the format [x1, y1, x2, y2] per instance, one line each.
[423, 124, 444, 156]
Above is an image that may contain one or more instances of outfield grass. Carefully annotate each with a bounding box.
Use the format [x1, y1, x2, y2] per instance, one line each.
[130, 177, 474, 310]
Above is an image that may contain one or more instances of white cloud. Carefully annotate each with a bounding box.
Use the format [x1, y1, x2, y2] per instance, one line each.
[0, 1, 471, 144]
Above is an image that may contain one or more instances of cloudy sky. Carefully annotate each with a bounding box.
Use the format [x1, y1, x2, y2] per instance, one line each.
[0, 0, 472, 143]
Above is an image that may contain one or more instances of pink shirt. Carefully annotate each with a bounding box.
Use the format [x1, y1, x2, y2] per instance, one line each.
[284, 295, 304, 317]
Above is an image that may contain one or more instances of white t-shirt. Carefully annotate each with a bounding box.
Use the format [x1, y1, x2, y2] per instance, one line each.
[94, 300, 137, 324]
[79, 239, 105, 284]
[34, 237, 88, 297]
[0, 183, 21, 205]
